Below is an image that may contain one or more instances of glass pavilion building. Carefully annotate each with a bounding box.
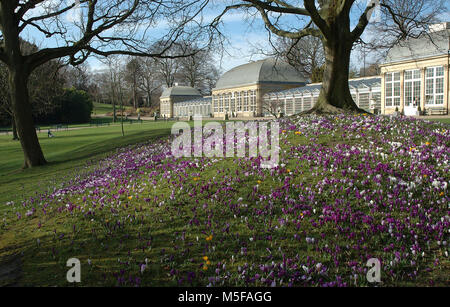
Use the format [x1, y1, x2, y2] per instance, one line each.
[160, 22, 449, 118]
[263, 76, 382, 116]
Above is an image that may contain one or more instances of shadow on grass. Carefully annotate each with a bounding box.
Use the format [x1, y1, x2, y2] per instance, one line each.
[0, 210, 198, 286]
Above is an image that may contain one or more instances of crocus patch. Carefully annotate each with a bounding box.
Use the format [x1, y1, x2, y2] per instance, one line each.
[3, 114, 449, 287]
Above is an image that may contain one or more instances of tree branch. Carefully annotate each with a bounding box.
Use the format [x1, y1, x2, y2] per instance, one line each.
[254, 4, 322, 39]
[242, 0, 310, 16]
[351, 1, 377, 42]
[303, 0, 330, 37]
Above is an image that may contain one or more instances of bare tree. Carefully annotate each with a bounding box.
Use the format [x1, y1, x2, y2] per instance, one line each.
[101, 56, 126, 122]
[364, 0, 447, 59]
[262, 97, 284, 118]
[63, 63, 91, 92]
[91, 70, 112, 105]
[137, 57, 162, 108]
[124, 57, 143, 109]
[0, 0, 213, 168]
[271, 35, 325, 81]
[203, 66, 221, 95]
[212, 0, 448, 114]
[178, 42, 221, 93]
[0, 61, 14, 138]
[152, 41, 182, 88]
[156, 57, 179, 88]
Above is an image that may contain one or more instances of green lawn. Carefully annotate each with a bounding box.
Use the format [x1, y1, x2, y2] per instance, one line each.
[0, 121, 175, 206]
[35, 117, 116, 130]
[0, 119, 218, 207]
[40, 116, 147, 130]
[1, 103, 123, 133]
[92, 102, 115, 115]
[425, 118, 450, 124]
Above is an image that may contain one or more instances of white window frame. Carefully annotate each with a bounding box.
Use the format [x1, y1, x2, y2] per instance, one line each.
[404, 69, 421, 107]
[250, 90, 257, 112]
[213, 95, 218, 113]
[219, 95, 223, 113]
[224, 94, 230, 112]
[425, 66, 444, 106]
[385, 72, 401, 108]
[243, 91, 249, 112]
[236, 92, 242, 112]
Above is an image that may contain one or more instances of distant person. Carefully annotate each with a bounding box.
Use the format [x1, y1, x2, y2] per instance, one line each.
[47, 129, 54, 138]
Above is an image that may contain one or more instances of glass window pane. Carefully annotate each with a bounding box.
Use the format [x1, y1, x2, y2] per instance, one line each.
[405, 70, 412, 80]
[386, 73, 392, 82]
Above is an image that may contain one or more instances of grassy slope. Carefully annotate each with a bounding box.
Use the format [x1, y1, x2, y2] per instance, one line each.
[0, 122, 175, 206]
[0, 116, 448, 287]
[0, 119, 219, 207]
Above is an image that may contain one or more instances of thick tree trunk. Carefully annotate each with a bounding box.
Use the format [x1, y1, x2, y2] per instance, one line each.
[301, 2, 365, 116]
[1, 2, 46, 168]
[310, 37, 361, 114]
[11, 116, 18, 140]
[9, 66, 47, 168]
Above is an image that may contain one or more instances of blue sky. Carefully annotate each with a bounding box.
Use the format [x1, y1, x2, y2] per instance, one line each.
[21, 1, 269, 72]
[93, 1, 373, 73]
[21, 1, 449, 75]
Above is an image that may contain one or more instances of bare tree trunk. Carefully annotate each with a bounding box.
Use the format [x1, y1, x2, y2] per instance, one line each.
[133, 86, 138, 109]
[110, 83, 117, 123]
[147, 91, 152, 107]
[113, 101, 117, 123]
[311, 37, 360, 114]
[9, 66, 46, 168]
[120, 95, 124, 137]
[11, 115, 18, 140]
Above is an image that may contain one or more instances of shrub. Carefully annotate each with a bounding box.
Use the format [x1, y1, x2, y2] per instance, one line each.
[55, 88, 93, 124]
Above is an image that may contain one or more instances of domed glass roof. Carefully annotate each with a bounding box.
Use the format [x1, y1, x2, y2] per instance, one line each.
[161, 86, 202, 98]
[214, 58, 307, 90]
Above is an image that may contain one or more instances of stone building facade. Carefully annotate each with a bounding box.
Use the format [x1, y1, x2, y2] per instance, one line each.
[211, 58, 307, 118]
[380, 23, 449, 116]
[160, 23, 449, 118]
[159, 86, 203, 118]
